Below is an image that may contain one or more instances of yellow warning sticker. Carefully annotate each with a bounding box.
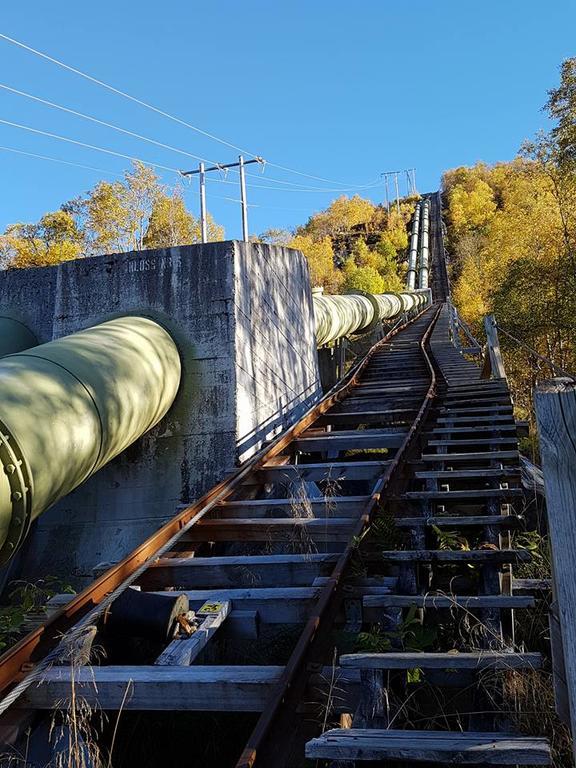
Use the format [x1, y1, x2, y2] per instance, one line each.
[197, 601, 225, 614]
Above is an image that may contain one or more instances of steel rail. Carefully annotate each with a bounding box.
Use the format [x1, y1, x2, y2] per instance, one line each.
[0, 303, 432, 713]
[236, 304, 441, 768]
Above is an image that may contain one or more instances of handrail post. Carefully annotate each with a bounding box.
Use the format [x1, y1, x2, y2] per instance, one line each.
[534, 377, 576, 757]
[482, 314, 507, 380]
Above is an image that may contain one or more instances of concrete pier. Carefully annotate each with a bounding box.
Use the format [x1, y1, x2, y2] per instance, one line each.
[0, 241, 321, 585]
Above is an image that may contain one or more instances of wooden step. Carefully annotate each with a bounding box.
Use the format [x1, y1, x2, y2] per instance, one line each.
[184, 517, 356, 542]
[414, 469, 521, 480]
[421, 450, 519, 462]
[430, 425, 519, 434]
[218, 497, 361, 520]
[306, 729, 551, 763]
[348, 386, 428, 398]
[316, 409, 417, 426]
[444, 382, 509, 392]
[363, 594, 535, 617]
[140, 553, 340, 589]
[294, 431, 405, 452]
[380, 549, 530, 563]
[438, 405, 513, 415]
[513, 578, 552, 595]
[395, 514, 523, 528]
[21, 666, 283, 712]
[427, 438, 519, 447]
[437, 415, 516, 424]
[339, 651, 542, 670]
[441, 395, 511, 405]
[215, 496, 370, 517]
[256, 462, 389, 483]
[403, 488, 523, 500]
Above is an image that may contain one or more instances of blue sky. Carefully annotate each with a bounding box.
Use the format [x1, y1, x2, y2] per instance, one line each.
[1, 1, 575, 240]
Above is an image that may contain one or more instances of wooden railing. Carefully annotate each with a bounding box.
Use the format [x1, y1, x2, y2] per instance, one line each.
[535, 378, 576, 759]
[481, 313, 507, 380]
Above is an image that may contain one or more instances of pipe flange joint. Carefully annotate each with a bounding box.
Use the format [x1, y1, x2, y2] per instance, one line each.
[0, 419, 33, 564]
[347, 291, 380, 335]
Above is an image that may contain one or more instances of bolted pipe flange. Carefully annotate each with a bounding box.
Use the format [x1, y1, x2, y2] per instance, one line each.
[348, 291, 381, 335]
[0, 418, 33, 564]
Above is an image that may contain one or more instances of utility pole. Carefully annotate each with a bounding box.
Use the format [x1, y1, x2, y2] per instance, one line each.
[238, 155, 249, 242]
[405, 168, 417, 195]
[393, 172, 401, 215]
[381, 168, 417, 211]
[181, 156, 264, 243]
[381, 170, 402, 215]
[383, 174, 390, 212]
[199, 162, 207, 243]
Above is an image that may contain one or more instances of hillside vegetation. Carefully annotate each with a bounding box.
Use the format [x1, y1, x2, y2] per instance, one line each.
[0, 162, 223, 268]
[261, 194, 414, 294]
[443, 58, 576, 423]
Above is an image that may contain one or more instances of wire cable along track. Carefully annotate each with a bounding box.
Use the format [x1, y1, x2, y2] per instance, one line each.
[0, 195, 551, 766]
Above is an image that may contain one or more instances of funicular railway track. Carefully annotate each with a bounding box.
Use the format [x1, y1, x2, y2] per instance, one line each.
[0, 193, 552, 767]
[306, 198, 551, 765]
[0, 303, 439, 766]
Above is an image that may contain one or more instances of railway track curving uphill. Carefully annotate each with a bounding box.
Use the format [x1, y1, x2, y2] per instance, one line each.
[0, 192, 551, 767]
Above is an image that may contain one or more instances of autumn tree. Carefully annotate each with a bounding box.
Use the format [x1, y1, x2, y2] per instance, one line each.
[445, 58, 576, 419]
[297, 195, 376, 240]
[288, 234, 344, 293]
[144, 188, 224, 248]
[0, 210, 83, 268]
[1, 161, 225, 268]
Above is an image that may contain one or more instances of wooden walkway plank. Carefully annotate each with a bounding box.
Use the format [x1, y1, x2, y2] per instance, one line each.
[339, 651, 542, 670]
[363, 595, 535, 616]
[251, 461, 389, 484]
[184, 517, 357, 543]
[414, 468, 521, 479]
[294, 432, 405, 452]
[394, 514, 523, 528]
[305, 728, 551, 763]
[380, 549, 531, 563]
[420, 450, 520, 462]
[20, 666, 284, 712]
[141, 553, 339, 589]
[213, 496, 370, 517]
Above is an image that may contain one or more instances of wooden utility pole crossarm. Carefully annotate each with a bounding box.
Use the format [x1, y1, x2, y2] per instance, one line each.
[534, 377, 576, 760]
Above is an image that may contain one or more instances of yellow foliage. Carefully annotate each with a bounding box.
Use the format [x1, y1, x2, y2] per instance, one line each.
[444, 154, 576, 411]
[448, 176, 496, 235]
[289, 234, 344, 293]
[298, 195, 376, 240]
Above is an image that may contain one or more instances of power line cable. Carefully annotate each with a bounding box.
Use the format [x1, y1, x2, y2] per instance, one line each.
[0, 82, 383, 193]
[0, 141, 314, 211]
[0, 144, 123, 175]
[205, 175, 383, 193]
[0, 82, 373, 192]
[0, 32, 375, 189]
[0, 118, 240, 202]
[0, 82, 220, 165]
[0, 117, 183, 172]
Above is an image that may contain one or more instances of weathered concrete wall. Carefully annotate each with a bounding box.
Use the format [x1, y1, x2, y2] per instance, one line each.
[234, 242, 320, 461]
[0, 241, 320, 585]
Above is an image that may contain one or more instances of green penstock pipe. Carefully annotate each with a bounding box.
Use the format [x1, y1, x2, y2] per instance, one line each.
[313, 289, 430, 347]
[0, 317, 38, 357]
[0, 316, 181, 562]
